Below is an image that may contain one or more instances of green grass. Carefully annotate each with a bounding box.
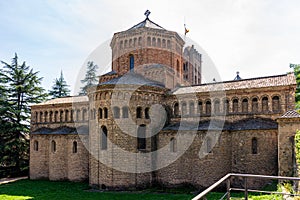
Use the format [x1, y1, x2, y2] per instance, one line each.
[0, 179, 193, 200]
[0, 179, 284, 200]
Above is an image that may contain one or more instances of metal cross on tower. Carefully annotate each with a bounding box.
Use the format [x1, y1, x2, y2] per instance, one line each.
[144, 10, 151, 18]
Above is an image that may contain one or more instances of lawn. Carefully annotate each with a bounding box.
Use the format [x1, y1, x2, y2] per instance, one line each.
[0, 179, 193, 200]
[0, 179, 283, 200]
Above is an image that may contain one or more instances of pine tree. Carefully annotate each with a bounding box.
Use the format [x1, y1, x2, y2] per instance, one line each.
[80, 61, 98, 95]
[0, 53, 47, 175]
[49, 71, 70, 99]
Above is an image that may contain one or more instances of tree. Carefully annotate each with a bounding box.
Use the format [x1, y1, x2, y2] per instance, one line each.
[49, 71, 70, 99]
[0, 53, 47, 175]
[80, 61, 98, 95]
[290, 64, 300, 109]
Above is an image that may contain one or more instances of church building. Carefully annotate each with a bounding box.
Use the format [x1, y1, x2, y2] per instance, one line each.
[29, 12, 300, 190]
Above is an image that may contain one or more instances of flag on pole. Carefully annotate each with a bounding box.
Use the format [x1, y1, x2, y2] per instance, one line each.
[184, 24, 189, 35]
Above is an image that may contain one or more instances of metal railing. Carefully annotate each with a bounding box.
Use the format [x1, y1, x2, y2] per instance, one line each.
[192, 173, 300, 200]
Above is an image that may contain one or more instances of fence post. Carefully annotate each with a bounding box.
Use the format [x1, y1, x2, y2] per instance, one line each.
[244, 177, 248, 200]
[227, 177, 231, 200]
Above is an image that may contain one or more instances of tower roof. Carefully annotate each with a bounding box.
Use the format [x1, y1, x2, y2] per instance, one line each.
[127, 11, 165, 31]
[128, 18, 165, 30]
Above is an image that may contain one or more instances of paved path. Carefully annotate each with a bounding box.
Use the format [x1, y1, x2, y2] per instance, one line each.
[0, 177, 28, 185]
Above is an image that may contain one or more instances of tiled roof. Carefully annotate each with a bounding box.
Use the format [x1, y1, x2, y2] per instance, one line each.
[128, 18, 165, 31]
[34, 96, 88, 106]
[163, 118, 277, 131]
[280, 110, 300, 118]
[102, 71, 117, 76]
[99, 72, 165, 88]
[173, 73, 296, 95]
[32, 126, 89, 135]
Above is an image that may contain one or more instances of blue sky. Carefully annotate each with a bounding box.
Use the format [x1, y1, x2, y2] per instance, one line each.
[0, 0, 300, 94]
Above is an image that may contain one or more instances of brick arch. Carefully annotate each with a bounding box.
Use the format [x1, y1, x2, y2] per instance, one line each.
[147, 37, 151, 46]
[157, 38, 161, 47]
[213, 98, 221, 114]
[222, 98, 230, 114]
[261, 95, 270, 112]
[204, 99, 212, 115]
[162, 39, 166, 48]
[241, 97, 249, 113]
[44, 111, 48, 122]
[82, 108, 88, 121]
[189, 100, 195, 116]
[173, 101, 180, 117]
[271, 94, 281, 112]
[129, 38, 132, 47]
[232, 97, 239, 113]
[152, 37, 156, 47]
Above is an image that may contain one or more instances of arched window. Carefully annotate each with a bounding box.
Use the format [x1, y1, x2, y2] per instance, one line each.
[35, 112, 38, 123]
[54, 111, 59, 122]
[181, 102, 187, 116]
[34, 140, 38, 151]
[129, 55, 134, 71]
[65, 110, 69, 122]
[82, 109, 87, 121]
[122, 106, 129, 118]
[124, 40, 128, 48]
[170, 137, 177, 152]
[137, 125, 146, 150]
[119, 41, 123, 49]
[198, 101, 203, 114]
[262, 97, 268, 112]
[205, 100, 211, 115]
[242, 99, 248, 113]
[99, 108, 103, 119]
[189, 101, 194, 116]
[103, 107, 108, 119]
[272, 96, 280, 112]
[138, 37, 142, 46]
[49, 111, 53, 122]
[73, 141, 77, 153]
[223, 99, 229, 114]
[174, 103, 179, 117]
[39, 112, 43, 123]
[252, 98, 258, 113]
[162, 39, 166, 48]
[100, 126, 108, 150]
[145, 107, 150, 119]
[206, 137, 212, 153]
[157, 38, 161, 47]
[233, 99, 238, 113]
[44, 111, 48, 122]
[152, 37, 156, 46]
[113, 107, 120, 119]
[147, 37, 151, 46]
[51, 140, 56, 153]
[214, 99, 220, 114]
[176, 59, 180, 73]
[133, 38, 137, 47]
[129, 39, 132, 47]
[167, 40, 171, 48]
[60, 110, 63, 122]
[136, 107, 142, 118]
[252, 138, 258, 154]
